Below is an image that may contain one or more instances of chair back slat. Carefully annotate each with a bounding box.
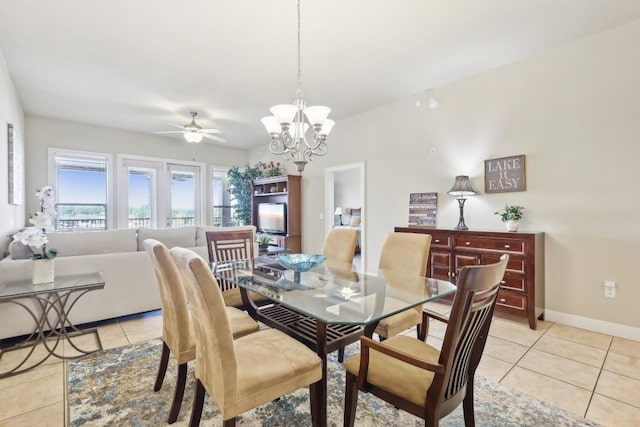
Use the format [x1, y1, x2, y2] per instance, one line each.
[206, 230, 255, 294]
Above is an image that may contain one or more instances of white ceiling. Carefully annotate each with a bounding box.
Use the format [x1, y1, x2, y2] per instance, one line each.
[1, 1, 640, 149]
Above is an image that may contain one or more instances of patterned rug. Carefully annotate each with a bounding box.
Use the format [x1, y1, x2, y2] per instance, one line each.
[67, 338, 600, 426]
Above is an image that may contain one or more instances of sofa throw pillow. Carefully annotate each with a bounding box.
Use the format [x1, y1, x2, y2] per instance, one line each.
[8, 240, 34, 259]
[349, 216, 362, 227]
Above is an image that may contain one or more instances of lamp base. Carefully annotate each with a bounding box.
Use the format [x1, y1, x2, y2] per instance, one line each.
[454, 198, 469, 231]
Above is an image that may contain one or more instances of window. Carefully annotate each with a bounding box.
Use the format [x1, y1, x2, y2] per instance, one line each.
[48, 148, 113, 231]
[211, 167, 238, 227]
[116, 155, 203, 229]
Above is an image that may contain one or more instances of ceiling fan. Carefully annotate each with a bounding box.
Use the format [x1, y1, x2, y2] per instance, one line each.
[155, 112, 227, 143]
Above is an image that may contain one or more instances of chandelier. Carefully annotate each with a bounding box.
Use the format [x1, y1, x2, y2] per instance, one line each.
[261, 0, 334, 173]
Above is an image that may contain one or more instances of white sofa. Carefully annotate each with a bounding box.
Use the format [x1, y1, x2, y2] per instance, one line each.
[0, 225, 255, 340]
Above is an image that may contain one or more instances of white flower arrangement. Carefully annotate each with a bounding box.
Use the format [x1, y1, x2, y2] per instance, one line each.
[12, 186, 59, 260]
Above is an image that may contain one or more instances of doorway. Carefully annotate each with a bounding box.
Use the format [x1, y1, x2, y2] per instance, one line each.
[324, 162, 366, 271]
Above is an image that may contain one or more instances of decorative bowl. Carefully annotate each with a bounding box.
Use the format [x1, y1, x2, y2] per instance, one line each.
[277, 254, 327, 272]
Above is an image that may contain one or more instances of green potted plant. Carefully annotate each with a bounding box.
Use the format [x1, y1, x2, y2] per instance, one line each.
[226, 163, 265, 225]
[257, 235, 271, 249]
[494, 205, 524, 232]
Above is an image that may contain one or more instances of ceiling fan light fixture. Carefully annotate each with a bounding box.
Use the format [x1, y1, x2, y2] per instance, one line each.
[184, 130, 203, 143]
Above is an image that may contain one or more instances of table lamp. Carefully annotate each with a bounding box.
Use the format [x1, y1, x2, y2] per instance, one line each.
[447, 175, 477, 230]
[334, 207, 343, 226]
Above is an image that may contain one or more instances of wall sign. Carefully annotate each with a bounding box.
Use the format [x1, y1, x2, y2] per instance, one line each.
[484, 154, 526, 193]
[408, 192, 437, 227]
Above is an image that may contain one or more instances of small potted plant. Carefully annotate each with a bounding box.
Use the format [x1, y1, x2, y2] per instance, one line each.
[257, 235, 272, 249]
[494, 205, 524, 232]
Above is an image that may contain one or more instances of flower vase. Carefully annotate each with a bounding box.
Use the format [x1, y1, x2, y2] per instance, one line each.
[505, 220, 519, 232]
[33, 259, 55, 284]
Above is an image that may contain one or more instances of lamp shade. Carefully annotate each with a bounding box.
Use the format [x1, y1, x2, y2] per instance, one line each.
[270, 104, 298, 124]
[447, 175, 477, 197]
[261, 116, 282, 134]
[334, 207, 343, 215]
[304, 106, 331, 126]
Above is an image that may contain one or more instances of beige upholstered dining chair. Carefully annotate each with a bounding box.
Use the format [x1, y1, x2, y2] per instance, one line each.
[343, 255, 508, 427]
[321, 227, 359, 266]
[205, 229, 268, 309]
[143, 239, 259, 424]
[170, 247, 323, 427]
[374, 232, 432, 341]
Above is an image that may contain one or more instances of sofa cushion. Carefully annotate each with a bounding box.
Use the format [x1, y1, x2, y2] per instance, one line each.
[137, 226, 196, 251]
[47, 228, 138, 257]
[195, 225, 256, 247]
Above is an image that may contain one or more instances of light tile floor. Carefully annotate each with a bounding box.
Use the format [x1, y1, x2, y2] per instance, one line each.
[0, 306, 639, 426]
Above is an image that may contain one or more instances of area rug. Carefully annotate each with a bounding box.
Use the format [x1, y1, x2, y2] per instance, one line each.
[67, 338, 600, 426]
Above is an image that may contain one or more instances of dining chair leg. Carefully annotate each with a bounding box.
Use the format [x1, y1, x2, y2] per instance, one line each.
[168, 362, 188, 423]
[154, 341, 170, 392]
[189, 379, 206, 427]
[223, 418, 236, 427]
[309, 380, 322, 427]
[418, 320, 428, 341]
[338, 347, 345, 363]
[343, 371, 358, 427]
[462, 378, 476, 427]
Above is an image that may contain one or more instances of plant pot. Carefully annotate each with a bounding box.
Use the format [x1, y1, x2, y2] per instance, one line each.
[259, 243, 269, 250]
[505, 220, 519, 232]
[33, 258, 55, 284]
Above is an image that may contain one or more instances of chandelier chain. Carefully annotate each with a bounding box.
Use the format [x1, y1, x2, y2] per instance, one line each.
[296, 0, 303, 99]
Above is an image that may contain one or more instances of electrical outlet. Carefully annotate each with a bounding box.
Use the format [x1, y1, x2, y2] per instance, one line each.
[604, 281, 616, 299]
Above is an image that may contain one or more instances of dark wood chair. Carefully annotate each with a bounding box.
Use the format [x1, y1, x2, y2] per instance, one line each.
[343, 254, 509, 427]
[205, 229, 268, 309]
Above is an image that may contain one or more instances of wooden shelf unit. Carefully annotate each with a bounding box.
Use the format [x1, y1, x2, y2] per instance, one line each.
[251, 175, 302, 253]
[395, 227, 545, 329]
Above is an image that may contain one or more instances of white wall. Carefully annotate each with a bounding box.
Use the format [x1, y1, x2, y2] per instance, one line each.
[251, 19, 640, 333]
[24, 115, 249, 218]
[0, 50, 25, 255]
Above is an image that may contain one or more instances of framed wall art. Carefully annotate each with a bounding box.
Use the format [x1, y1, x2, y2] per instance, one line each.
[484, 154, 526, 194]
[408, 192, 437, 227]
[7, 123, 23, 205]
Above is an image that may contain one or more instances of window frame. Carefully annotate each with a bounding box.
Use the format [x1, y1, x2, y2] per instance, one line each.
[48, 147, 114, 230]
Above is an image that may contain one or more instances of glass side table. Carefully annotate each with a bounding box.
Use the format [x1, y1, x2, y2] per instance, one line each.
[0, 272, 105, 378]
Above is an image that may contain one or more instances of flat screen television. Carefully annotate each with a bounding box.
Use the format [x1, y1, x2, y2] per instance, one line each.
[257, 203, 287, 234]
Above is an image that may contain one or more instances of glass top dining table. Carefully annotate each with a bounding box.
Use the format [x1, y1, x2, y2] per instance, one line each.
[213, 257, 456, 426]
[213, 257, 457, 326]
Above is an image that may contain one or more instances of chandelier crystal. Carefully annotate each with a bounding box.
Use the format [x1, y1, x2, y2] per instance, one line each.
[261, 0, 333, 173]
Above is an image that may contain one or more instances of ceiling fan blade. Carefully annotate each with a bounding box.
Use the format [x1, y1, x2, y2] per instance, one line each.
[203, 133, 227, 143]
[201, 128, 222, 134]
[168, 123, 187, 130]
[155, 131, 184, 134]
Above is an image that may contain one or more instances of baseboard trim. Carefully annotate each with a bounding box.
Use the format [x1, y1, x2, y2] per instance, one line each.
[545, 310, 640, 342]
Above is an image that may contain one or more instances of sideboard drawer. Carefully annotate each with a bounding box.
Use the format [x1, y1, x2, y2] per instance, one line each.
[496, 290, 526, 312]
[430, 234, 452, 249]
[453, 236, 526, 253]
[500, 275, 526, 292]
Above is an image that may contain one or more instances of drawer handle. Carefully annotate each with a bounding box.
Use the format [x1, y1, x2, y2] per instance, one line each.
[504, 244, 510, 248]
[499, 298, 506, 303]
[501, 280, 506, 284]
[434, 239, 440, 243]
[465, 241, 471, 245]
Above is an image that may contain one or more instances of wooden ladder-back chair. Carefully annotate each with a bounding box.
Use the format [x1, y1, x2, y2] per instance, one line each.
[143, 239, 259, 424]
[374, 232, 432, 341]
[343, 254, 508, 427]
[170, 247, 323, 427]
[205, 229, 267, 309]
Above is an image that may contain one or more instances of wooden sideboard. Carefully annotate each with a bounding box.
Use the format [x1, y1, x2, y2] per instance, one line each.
[394, 227, 545, 329]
